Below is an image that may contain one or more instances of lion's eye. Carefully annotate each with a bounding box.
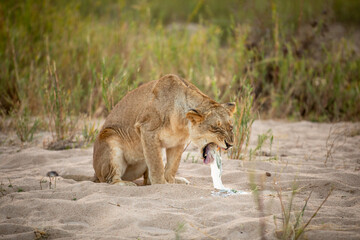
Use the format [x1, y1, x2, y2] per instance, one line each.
[211, 125, 219, 130]
[210, 125, 223, 133]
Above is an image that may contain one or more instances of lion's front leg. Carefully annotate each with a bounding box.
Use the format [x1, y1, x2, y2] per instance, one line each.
[165, 145, 190, 184]
[140, 132, 166, 184]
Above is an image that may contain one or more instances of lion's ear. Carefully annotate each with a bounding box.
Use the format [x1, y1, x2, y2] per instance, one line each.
[222, 102, 236, 116]
[186, 109, 204, 124]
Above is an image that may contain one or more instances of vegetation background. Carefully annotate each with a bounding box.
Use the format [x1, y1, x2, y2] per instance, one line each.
[1, 0, 360, 134]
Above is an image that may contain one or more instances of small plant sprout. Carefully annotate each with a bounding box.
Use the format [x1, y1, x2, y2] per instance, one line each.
[249, 129, 274, 161]
[184, 152, 191, 162]
[0, 182, 6, 196]
[174, 222, 186, 240]
[8, 178, 13, 188]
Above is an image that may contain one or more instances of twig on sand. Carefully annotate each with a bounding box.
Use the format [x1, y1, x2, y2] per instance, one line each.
[187, 222, 219, 240]
[168, 204, 187, 210]
[183, 141, 192, 153]
[108, 202, 121, 207]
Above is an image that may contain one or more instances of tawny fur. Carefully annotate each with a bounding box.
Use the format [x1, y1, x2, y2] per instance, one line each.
[93, 74, 235, 185]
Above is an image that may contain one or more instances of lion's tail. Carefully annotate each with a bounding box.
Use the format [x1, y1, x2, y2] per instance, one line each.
[61, 174, 99, 182]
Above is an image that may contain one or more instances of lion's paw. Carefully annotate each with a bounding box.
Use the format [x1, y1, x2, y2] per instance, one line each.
[175, 177, 190, 185]
[111, 180, 137, 186]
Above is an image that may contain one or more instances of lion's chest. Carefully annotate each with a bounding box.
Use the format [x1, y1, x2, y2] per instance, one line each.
[159, 125, 189, 148]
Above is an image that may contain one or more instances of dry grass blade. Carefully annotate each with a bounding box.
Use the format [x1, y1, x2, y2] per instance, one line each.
[325, 125, 348, 165]
[250, 172, 267, 240]
[274, 178, 288, 239]
[295, 187, 334, 239]
[274, 176, 334, 240]
[293, 190, 312, 231]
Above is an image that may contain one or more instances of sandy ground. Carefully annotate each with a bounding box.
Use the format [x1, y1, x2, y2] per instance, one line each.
[0, 120, 359, 240]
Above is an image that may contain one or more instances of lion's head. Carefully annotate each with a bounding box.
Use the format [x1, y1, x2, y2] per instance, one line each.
[186, 102, 236, 164]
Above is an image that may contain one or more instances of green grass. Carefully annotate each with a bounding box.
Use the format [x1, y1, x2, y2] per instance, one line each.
[13, 106, 40, 142]
[174, 222, 186, 240]
[1, 0, 359, 139]
[82, 121, 99, 146]
[249, 129, 274, 161]
[228, 80, 255, 159]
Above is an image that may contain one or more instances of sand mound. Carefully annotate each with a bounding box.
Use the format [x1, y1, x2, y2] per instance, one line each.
[0, 120, 359, 239]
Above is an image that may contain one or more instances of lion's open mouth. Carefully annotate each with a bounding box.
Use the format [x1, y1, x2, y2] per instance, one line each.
[202, 143, 218, 164]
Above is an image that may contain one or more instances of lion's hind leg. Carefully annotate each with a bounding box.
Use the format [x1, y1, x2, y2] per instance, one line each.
[93, 130, 137, 186]
[143, 169, 151, 185]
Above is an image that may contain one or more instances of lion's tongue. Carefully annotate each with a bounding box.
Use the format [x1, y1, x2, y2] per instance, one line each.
[204, 145, 214, 164]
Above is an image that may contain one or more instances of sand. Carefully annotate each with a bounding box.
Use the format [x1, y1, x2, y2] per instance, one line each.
[0, 120, 359, 239]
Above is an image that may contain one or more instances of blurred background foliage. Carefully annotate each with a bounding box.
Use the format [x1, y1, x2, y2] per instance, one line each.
[1, 0, 359, 122]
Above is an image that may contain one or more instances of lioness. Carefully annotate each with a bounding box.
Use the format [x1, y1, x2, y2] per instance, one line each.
[93, 74, 235, 185]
